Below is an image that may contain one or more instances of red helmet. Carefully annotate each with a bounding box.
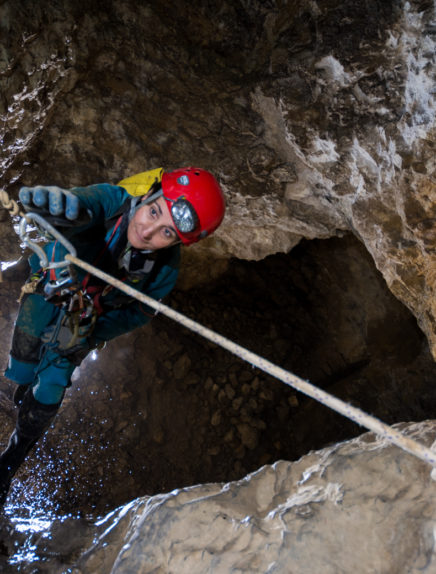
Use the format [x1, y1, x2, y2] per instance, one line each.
[161, 167, 226, 245]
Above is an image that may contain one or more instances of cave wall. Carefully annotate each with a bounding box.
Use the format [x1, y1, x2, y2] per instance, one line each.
[0, 0, 435, 356]
[74, 421, 436, 574]
[2, 420, 434, 573]
[0, 1, 435, 570]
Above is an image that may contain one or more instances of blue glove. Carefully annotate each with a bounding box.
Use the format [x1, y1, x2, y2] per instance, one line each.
[19, 185, 89, 226]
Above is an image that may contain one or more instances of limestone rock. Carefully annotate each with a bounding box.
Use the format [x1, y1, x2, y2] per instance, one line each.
[75, 421, 436, 573]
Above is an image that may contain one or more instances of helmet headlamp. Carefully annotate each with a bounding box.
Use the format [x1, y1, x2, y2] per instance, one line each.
[169, 197, 199, 234]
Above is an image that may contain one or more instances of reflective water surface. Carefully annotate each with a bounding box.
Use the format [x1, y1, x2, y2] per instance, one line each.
[0, 483, 95, 572]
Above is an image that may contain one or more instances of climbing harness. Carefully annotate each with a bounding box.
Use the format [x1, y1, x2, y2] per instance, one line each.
[13, 205, 96, 350]
[1, 188, 436, 470]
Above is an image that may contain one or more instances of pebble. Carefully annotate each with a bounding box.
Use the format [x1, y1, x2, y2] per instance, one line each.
[232, 397, 243, 411]
[248, 398, 258, 411]
[251, 377, 260, 391]
[204, 377, 214, 391]
[237, 423, 259, 450]
[259, 389, 274, 401]
[173, 354, 192, 380]
[229, 372, 238, 387]
[252, 419, 267, 430]
[211, 410, 221, 426]
[185, 372, 201, 386]
[224, 429, 234, 443]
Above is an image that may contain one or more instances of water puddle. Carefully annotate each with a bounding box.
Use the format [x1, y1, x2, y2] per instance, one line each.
[0, 480, 96, 573]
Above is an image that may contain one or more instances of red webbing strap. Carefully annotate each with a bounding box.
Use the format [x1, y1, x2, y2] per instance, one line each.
[49, 241, 58, 281]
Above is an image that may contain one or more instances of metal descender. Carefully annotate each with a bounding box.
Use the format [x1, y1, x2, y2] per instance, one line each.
[18, 212, 78, 300]
[19, 212, 97, 347]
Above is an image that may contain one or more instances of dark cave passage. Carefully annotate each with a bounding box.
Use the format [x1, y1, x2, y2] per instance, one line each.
[1, 234, 435, 518]
[163, 234, 436, 477]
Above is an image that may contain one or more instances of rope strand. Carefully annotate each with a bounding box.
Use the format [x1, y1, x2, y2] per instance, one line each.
[0, 189, 26, 283]
[0, 189, 434, 470]
[0, 189, 23, 218]
[66, 253, 436, 469]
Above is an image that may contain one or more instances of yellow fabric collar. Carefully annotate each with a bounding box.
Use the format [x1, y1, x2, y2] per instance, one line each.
[117, 167, 163, 197]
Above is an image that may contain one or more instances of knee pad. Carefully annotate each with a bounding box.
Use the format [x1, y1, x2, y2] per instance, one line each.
[32, 349, 75, 405]
[5, 355, 37, 385]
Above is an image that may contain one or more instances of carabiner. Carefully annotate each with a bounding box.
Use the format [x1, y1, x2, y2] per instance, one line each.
[19, 212, 77, 269]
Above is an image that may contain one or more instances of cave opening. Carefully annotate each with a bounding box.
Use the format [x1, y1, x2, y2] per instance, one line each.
[1, 234, 435, 518]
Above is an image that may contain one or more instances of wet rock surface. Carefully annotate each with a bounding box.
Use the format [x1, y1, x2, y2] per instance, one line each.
[0, 420, 435, 573]
[73, 421, 436, 574]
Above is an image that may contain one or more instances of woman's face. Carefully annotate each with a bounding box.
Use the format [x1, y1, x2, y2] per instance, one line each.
[127, 196, 179, 251]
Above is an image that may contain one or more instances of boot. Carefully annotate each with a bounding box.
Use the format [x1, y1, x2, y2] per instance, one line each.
[13, 383, 30, 407]
[0, 389, 60, 505]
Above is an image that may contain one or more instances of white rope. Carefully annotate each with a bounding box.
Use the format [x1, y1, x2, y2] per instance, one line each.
[0, 189, 26, 283]
[1, 190, 434, 468]
[0, 189, 436, 468]
[66, 253, 436, 469]
[0, 189, 23, 218]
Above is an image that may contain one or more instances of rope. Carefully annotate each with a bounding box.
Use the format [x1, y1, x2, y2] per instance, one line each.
[0, 189, 26, 283]
[65, 253, 436, 470]
[0, 189, 24, 218]
[0, 190, 434, 469]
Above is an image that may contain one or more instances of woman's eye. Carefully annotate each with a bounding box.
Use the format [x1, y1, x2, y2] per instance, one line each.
[150, 207, 157, 217]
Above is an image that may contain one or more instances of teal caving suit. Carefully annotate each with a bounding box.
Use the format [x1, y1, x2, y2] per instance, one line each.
[5, 183, 180, 405]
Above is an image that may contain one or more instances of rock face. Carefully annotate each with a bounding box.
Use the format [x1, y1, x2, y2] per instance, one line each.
[1, 235, 435, 523]
[47, 421, 436, 572]
[0, 0, 435, 571]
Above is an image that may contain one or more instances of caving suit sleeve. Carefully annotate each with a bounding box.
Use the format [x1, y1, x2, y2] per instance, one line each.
[70, 183, 130, 222]
[90, 252, 180, 345]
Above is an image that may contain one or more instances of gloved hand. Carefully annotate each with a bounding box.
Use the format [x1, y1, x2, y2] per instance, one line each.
[19, 186, 90, 227]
